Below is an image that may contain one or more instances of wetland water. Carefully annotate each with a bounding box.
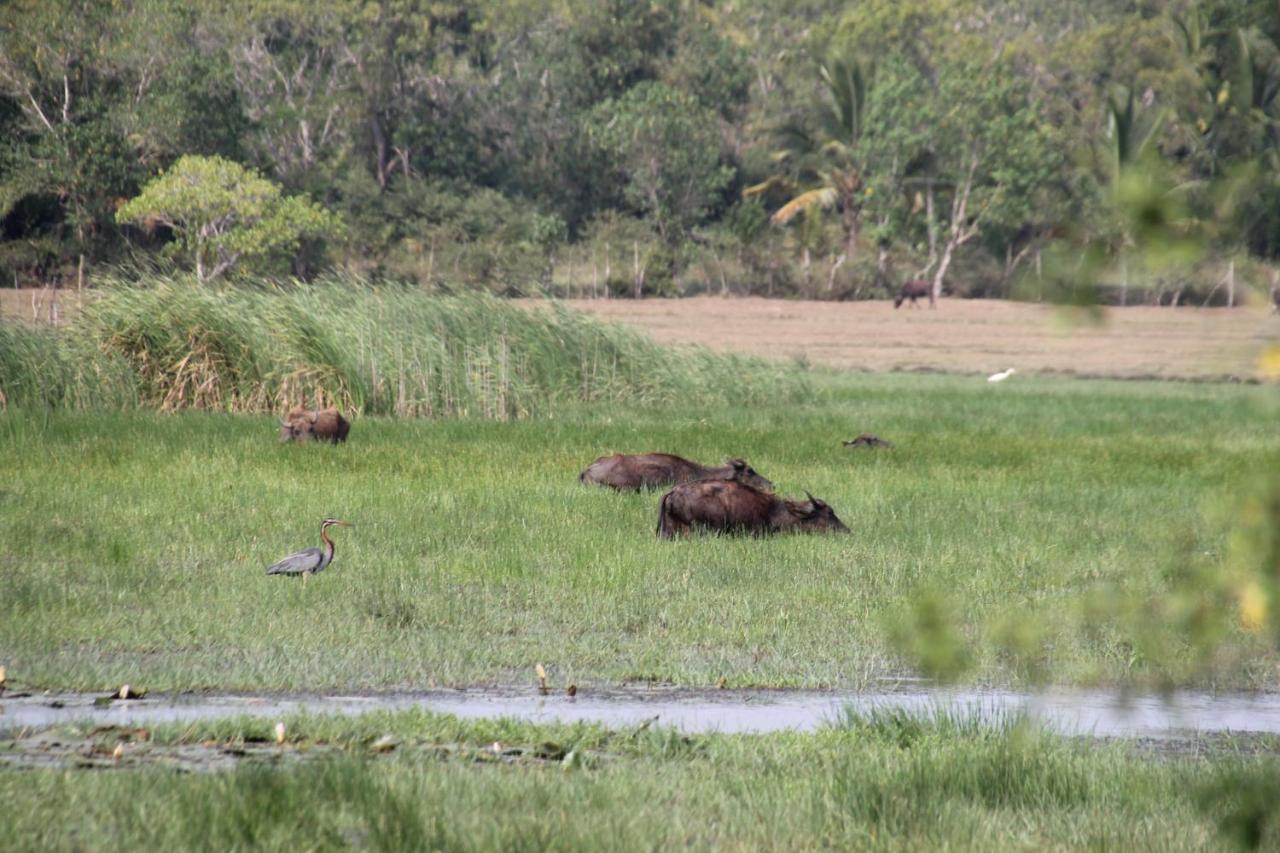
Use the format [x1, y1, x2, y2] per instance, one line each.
[6, 687, 1280, 738]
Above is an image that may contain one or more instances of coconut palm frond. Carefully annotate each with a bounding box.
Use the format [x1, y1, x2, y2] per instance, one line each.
[771, 187, 837, 225]
[1105, 85, 1166, 185]
[819, 56, 875, 147]
[743, 177, 787, 198]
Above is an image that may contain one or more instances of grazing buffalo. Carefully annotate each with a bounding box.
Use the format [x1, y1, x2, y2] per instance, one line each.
[579, 452, 773, 493]
[894, 279, 935, 309]
[656, 480, 849, 538]
[280, 405, 351, 444]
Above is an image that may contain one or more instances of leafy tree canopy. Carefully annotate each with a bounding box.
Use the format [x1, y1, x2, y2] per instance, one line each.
[116, 155, 339, 281]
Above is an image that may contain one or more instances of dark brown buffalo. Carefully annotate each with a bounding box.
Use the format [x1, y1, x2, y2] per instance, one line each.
[894, 279, 935, 309]
[579, 453, 773, 493]
[656, 480, 849, 538]
[280, 405, 351, 444]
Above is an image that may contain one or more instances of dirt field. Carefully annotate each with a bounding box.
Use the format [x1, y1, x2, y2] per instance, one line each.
[550, 296, 1279, 381]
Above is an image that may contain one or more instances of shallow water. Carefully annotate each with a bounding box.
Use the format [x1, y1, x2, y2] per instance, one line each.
[6, 687, 1280, 738]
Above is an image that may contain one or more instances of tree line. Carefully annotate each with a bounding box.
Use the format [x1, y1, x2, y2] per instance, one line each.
[2, 0, 1279, 303]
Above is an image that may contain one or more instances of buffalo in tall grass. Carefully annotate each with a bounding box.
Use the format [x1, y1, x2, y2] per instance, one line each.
[280, 405, 350, 444]
[657, 480, 848, 538]
[580, 453, 773, 492]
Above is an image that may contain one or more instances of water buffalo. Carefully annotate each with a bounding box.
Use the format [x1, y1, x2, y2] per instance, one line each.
[579, 453, 773, 493]
[279, 405, 351, 444]
[894, 279, 935, 309]
[656, 480, 849, 538]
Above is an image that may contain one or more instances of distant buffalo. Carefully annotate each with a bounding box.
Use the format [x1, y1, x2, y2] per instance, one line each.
[656, 480, 849, 538]
[894, 279, 935, 309]
[280, 405, 351, 444]
[579, 453, 773, 493]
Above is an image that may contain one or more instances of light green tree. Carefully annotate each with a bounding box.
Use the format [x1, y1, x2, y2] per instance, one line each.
[923, 54, 1058, 300]
[116, 155, 340, 281]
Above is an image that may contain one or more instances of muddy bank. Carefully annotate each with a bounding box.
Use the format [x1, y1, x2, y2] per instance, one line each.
[7, 686, 1280, 738]
[0, 724, 587, 774]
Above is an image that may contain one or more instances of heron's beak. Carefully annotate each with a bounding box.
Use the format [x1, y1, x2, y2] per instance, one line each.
[335, 520, 353, 527]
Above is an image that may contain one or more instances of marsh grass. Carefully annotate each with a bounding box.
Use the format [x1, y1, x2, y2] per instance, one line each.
[1, 371, 1275, 692]
[2, 708, 1271, 850]
[0, 275, 806, 416]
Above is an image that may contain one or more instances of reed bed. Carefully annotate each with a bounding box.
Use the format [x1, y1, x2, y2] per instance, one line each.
[0, 275, 807, 417]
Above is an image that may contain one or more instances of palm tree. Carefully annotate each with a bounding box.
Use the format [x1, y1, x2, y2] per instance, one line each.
[1100, 85, 1168, 306]
[747, 56, 875, 264]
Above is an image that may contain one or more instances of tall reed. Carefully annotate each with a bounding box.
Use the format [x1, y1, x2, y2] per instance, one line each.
[1, 275, 808, 417]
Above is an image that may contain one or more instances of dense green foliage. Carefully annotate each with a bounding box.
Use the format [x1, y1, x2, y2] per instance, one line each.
[3, 709, 1276, 850]
[1, 373, 1274, 692]
[4, 0, 1280, 302]
[0, 276, 804, 416]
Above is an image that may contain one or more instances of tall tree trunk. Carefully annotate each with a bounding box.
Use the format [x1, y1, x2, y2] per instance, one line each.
[931, 154, 980, 304]
[633, 241, 644, 299]
[827, 253, 846, 295]
[76, 220, 86, 293]
[1001, 240, 1035, 297]
[371, 115, 390, 191]
[713, 249, 729, 296]
[843, 197, 860, 261]
[932, 241, 957, 306]
[1119, 254, 1128, 306]
[924, 171, 939, 269]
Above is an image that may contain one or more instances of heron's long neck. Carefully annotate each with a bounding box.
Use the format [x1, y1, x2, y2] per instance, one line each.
[320, 526, 335, 561]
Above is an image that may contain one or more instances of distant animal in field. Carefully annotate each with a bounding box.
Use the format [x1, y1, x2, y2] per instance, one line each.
[894, 279, 935, 309]
[280, 405, 351, 444]
[579, 453, 773, 493]
[843, 433, 894, 449]
[987, 368, 1016, 383]
[266, 518, 352, 578]
[656, 480, 849, 538]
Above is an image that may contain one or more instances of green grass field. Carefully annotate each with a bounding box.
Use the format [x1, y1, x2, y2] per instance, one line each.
[3, 371, 1276, 692]
[3, 708, 1276, 850]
